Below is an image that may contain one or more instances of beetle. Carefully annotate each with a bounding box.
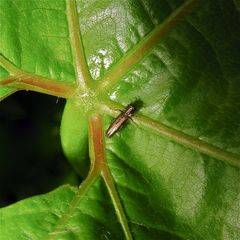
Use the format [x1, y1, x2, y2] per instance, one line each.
[106, 104, 135, 137]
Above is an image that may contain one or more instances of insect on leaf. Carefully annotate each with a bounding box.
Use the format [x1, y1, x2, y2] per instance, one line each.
[0, 0, 240, 239]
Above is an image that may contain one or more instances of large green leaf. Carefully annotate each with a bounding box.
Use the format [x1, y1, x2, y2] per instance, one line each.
[1, 0, 240, 239]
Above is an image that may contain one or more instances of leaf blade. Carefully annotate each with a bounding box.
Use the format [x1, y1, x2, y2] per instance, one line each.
[1, 0, 240, 239]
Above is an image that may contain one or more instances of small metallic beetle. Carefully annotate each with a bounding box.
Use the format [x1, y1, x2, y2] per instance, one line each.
[106, 104, 135, 137]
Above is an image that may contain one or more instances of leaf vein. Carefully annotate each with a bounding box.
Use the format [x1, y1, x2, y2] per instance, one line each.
[101, 102, 240, 168]
[66, 0, 92, 88]
[97, 0, 202, 92]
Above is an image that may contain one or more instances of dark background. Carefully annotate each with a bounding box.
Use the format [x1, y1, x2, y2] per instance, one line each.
[0, 91, 79, 207]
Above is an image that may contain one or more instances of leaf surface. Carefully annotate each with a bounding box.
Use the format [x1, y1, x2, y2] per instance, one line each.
[1, 0, 240, 239]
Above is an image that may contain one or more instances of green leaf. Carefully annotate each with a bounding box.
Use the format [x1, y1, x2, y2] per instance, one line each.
[0, 184, 127, 239]
[1, 0, 240, 239]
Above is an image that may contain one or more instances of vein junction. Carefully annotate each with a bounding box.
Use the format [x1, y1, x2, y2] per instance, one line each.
[1, 0, 240, 237]
[1, 0, 238, 167]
